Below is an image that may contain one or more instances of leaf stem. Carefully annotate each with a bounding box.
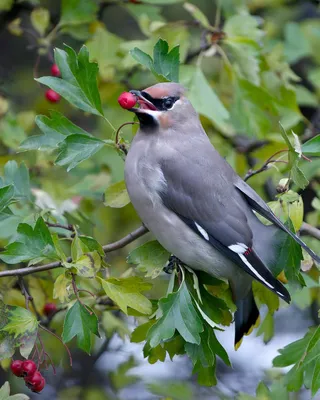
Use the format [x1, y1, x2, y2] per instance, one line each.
[39, 324, 73, 367]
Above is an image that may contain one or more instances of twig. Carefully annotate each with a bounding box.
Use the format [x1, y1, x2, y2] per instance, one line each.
[46, 222, 75, 232]
[18, 277, 32, 310]
[244, 149, 288, 182]
[300, 222, 320, 241]
[0, 226, 148, 278]
[39, 325, 73, 367]
[115, 121, 139, 155]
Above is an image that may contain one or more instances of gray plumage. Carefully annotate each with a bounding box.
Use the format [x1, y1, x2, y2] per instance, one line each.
[124, 82, 320, 347]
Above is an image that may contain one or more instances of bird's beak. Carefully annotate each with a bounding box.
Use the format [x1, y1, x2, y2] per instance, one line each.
[129, 90, 158, 113]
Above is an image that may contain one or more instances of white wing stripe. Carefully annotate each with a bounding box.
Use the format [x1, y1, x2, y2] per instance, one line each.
[239, 254, 274, 290]
[195, 222, 209, 240]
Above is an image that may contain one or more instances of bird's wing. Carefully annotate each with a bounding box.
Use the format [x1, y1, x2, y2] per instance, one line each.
[234, 178, 320, 263]
[159, 154, 290, 302]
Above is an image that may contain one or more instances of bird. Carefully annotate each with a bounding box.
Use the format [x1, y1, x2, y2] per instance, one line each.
[123, 82, 320, 349]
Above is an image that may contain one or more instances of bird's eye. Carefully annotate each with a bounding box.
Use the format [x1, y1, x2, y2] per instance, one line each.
[163, 97, 174, 109]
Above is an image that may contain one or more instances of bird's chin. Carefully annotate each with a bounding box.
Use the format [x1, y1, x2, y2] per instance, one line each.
[132, 108, 161, 128]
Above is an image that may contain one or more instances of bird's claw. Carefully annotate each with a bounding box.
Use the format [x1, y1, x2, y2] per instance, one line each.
[163, 255, 184, 274]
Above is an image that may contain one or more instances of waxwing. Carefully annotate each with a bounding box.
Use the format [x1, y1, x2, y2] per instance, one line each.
[124, 82, 320, 348]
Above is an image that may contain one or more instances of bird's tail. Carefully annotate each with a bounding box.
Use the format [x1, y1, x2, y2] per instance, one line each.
[234, 287, 260, 350]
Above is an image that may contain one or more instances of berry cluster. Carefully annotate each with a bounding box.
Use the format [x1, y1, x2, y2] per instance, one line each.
[11, 359, 45, 393]
[45, 64, 61, 103]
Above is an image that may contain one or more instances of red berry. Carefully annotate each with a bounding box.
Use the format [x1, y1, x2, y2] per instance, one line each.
[43, 302, 57, 316]
[45, 89, 61, 103]
[22, 360, 37, 377]
[25, 371, 42, 386]
[32, 376, 45, 393]
[129, 0, 142, 3]
[118, 92, 137, 109]
[51, 64, 61, 77]
[11, 360, 24, 377]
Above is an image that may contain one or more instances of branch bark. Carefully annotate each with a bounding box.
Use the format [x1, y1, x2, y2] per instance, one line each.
[0, 225, 148, 278]
[300, 222, 320, 241]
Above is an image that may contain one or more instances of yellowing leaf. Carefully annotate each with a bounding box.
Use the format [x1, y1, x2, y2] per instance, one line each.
[53, 273, 72, 303]
[99, 276, 152, 315]
[104, 180, 130, 208]
[2, 307, 38, 338]
[30, 8, 49, 36]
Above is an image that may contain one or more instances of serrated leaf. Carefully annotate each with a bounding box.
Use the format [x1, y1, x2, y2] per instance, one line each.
[1, 305, 38, 338]
[99, 276, 152, 315]
[0, 216, 58, 264]
[302, 134, 320, 157]
[147, 281, 203, 347]
[0, 185, 14, 213]
[127, 240, 170, 278]
[36, 45, 103, 116]
[55, 134, 105, 171]
[104, 181, 130, 208]
[71, 251, 101, 278]
[3, 161, 31, 200]
[130, 38, 180, 82]
[60, 0, 98, 26]
[62, 300, 100, 354]
[312, 358, 320, 397]
[20, 111, 89, 151]
[256, 312, 274, 343]
[30, 8, 49, 36]
[224, 15, 263, 42]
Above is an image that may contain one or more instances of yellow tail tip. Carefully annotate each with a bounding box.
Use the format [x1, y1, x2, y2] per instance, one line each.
[234, 315, 261, 350]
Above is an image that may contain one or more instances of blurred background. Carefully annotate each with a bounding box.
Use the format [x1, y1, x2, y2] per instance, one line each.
[1, 0, 320, 399]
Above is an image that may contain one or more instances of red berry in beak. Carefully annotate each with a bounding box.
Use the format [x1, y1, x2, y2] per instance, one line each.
[51, 64, 61, 77]
[118, 92, 137, 109]
[45, 89, 61, 103]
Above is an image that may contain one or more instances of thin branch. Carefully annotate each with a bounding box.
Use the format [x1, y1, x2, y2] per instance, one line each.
[0, 225, 148, 278]
[39, 325, 73, 367]
[300, 222, 320, 241]
[244, 149, 288, 182]
[46, 222, 75, 232]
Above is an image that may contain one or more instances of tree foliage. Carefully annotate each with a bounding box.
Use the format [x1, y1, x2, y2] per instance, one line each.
[0, 0, 320, 398]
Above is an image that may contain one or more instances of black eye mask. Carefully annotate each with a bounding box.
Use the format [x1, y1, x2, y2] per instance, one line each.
[141, 91, 179, 111]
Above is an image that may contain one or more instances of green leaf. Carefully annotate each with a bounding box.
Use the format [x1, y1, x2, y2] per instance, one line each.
[147, 281, 203, 347]
[101, 311, 130, 340]
[187, 67, 230, 133]
[0, 113, 26, 150]
[302, 135, 320, 157]
[153, 38, 180, 82]
[0, 0, 14, 11]
[30, 8, 49, 36]
[0, 185, 14, 213]
[148, 381, 194, 400]
[36, 45, 103, 116]
[0, 301, 38, 360]
[1, 306, 38, 339]
[312, 358, 320, 397]
[86, 26, 123, 80]
[183, 3, 210, 29]
[55, 134, 105, 171]
[140, 0, 183, 3]
[273, 219, 303, 285]
[256, 312, 274, 344]
[2, 161, 31, 200]
[0, 381, 30, 400]
[104, 180, 130, 208]
[0, 216, 58, 264]
[60, 0, 98, 26]
[20, 111, 89, 151]
[62, 300, 100, 354]
[284, 22, 312, 64]
[130, 38, 180, 82]
[99, 276, 152, 315]
[109, 356, 139, 391]
[127, 240, 170, 278]
[224, 15, 263, 42]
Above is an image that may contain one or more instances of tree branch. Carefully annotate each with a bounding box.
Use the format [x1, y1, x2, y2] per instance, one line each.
[300, 222, 320, 241]
[0, 225, 148, 278]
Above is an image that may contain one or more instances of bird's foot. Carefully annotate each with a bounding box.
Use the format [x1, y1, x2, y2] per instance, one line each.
[163, 255, 184, 274]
